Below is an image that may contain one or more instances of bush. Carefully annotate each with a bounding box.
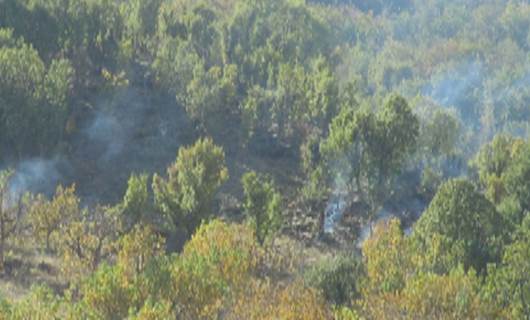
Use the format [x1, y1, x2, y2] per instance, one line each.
[305, 254, 365, 306]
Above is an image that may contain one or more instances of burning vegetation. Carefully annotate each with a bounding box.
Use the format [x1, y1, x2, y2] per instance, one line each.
[0, 0, 530, 318]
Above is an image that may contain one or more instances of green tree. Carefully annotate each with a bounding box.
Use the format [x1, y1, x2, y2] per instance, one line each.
[321, 107, 372, 194]
[471, 134, 523, 205]
[119, 0, 163, 55]
[241, 171, 282, 245]
[368, 94, 419, 190]
[152, 138, 228, 242]
[0, 30, 73, 156]
[305, 254, 365, 306]
[184, 64, 238, 136]
[8, 285, 61, 320]
[81, 263, 132, 320]
[362, 218, 410, 294]
[116, 225, 165, 279]
[174, 220, 259, 319]
[419, 109, 461, 159]
[483, 215, 530, 318]
[412, 178, 504, 273]
[362, 267, 484, 320]
[321, 94, 418, 221]
[59, 206, 118, 281]
[502, 142, 530, 225]
[29, 185, 79, 251]
[117, 173, 151, 232]
[0, 170, 25, 272]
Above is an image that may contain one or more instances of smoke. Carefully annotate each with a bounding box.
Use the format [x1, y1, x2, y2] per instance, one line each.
[322, 154, 356, 234]
[355, 207, 393, 248]
[1, 157, 69, 210]
[84, 113, 126, 162]
[423, 60, 483, 110]
[324, 196, 347, 234]
[68, 87, 192, 203]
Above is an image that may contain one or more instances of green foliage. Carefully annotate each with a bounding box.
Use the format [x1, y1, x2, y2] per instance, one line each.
[241, 171, 282, 245]
[362, 218, 410, 294]
[116, 225, 165, 279]
[482, 215, 530, 318]
[321, 94, 419, 218]
[8, 285, 61, 320]
[0, 32, 73, 156]
[305, 254, 365, 306]
[118, 173, 151, 231]
[29, 185, 79, 251]
[419, 166, 443, 198]
[153, 137, 228, 239]
[130, 299, 175, 320]
[172, 220, 258, 318]
[362, 269, 481, 319]
[0, 169, 24, 272]
[184, 64, 239, 135]
[471, 134, 524, 205]
[503, 142, 530, 220]
[81, 264, 132, 320]
[59, 206, 118, 281]
[419, 109, 461, 159]
[119, 0, 163, 54]
[412, 178, 504, 273]
[3, 0, 530, 318]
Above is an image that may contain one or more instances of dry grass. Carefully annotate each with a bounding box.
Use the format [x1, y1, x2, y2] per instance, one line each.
[0, 240, 67, 302]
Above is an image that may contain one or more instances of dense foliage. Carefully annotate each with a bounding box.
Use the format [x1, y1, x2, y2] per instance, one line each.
[0, 0, 529, 318]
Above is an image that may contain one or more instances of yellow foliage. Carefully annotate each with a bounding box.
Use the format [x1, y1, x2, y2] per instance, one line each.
[132, 300, 175, 320]
[361, 268, 483, 319]
[29, 184, 79, 251]
[117, 225, 165, 280]
[59, 206, 117, 282]
[171, 220, 259, 319]
[227, 278, 331, 320]
[362, 218, 410, 294]
[182, 219, 259, 284]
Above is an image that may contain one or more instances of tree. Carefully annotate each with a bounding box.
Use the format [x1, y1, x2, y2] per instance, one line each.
[59, 206, 118, 281]
[117, 173, 151, 232]
[321, 94, 419, 221]
[7, 285, 61, 320]
[412, 179, 504, 273]
[0, 30, 73, 157]
[482, 214, 530, 318]
[0, 170, 25, 272]
[172, 220, 258, 319]
[242, 59, 339, 149]
[362, 268, 483, 320]
[29, 185, 79, 251]
[131, 300, 175, 320]
[152, 138, 228, 243]
[116, 225, 164, 279]
[320, 107, 372, 194]
[184, 64, 239, 136]
[362, 218, 410, 294]
[367, 95, 419, 190]
[81, 264, 132, 320]
[305, 253, 365, 306]
[241, 171, 282, 245]
[119, 0, 163, 55]
[471, 134, 523, 205]
[228, 279, 332, 320]
[419, 109, 460, 159]
[502, 142, 530, 224]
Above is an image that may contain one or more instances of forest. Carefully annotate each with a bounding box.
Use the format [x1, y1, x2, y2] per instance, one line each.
[0, 0, 530, 318]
